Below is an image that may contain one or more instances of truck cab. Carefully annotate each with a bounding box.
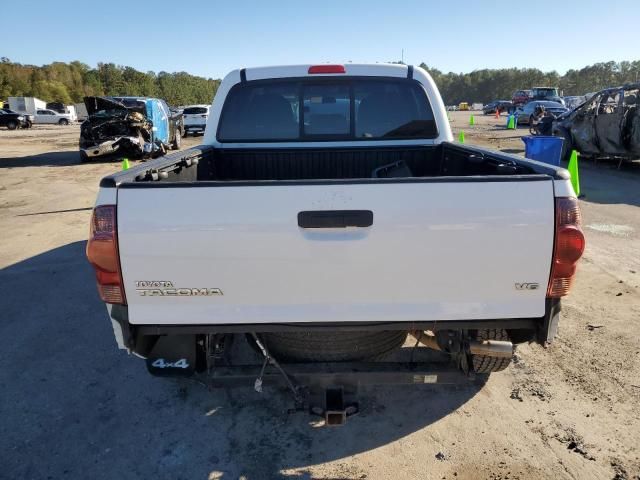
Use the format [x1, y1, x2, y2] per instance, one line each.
[531, 87, 565, 106]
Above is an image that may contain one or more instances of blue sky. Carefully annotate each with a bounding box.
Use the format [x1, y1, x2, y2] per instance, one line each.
[3, 0, 639, 79]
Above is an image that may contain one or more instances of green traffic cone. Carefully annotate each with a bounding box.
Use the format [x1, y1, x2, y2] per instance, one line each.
[507, 115, 515, 130]
[568, 150, 580, 197]
[469, 115, 475, 126]
[122, 158, 130, 171]
[458, 131, 465, 143]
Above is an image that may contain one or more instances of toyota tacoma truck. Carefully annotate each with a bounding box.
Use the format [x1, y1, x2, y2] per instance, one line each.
[87, 64, 584, 408]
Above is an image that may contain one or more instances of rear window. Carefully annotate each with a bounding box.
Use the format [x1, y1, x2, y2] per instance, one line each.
[217, 78, 437, 142]
[184, 107, 208, 115]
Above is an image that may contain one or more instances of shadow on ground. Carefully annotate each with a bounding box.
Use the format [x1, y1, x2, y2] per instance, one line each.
[567, 159, 640, 207]
[0, 241, 487, 479]
[0, 150, 123, 168]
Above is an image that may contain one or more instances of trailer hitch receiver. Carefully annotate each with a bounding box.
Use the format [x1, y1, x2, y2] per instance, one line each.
[310, 387, 359, 426]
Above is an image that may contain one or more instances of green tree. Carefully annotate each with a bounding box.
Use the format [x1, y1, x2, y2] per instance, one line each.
[1, 58, 636, 108]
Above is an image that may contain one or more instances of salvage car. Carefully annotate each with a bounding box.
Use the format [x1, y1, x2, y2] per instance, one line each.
[79, 96, 184, 162]
[0, 109, 32, 129]
[482, 100, 513, 115]
[87, 64, 584, 421]
[514, 100, 568, 125]
[553, 83, 640, 161]
[563, 95, 587, 111]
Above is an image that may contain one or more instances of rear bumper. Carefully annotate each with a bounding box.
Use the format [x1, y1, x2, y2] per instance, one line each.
[80, 136, 148, 158]
[135, 318, 540, 334]
[107, 299, 561, 354]
[184, 125, 206, 131]
[80, 140, 119, 158]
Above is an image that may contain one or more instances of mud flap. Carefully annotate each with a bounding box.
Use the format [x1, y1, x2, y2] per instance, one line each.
[146, 335, 196, 377]
[538, 298, 561, 346]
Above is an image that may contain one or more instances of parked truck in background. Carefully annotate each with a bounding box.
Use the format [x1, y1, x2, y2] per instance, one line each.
[79, 96, 184, 162]
[46, 102, 77, 121]
[33, 108, 74, 125]
[8, 97, 76, 124]
[87, 64, 584, 415]
[182, 104, 210, 136]
[530, 87, 565, 106]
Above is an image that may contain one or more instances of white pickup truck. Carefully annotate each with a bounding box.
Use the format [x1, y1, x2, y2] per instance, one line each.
[87, 64, 584, 395]
[33, 108, 73, 125]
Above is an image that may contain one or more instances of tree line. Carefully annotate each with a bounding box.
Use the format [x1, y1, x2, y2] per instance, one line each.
[1, 58, 638, 107]
[0, 58, 220, 106]
[420, 60, 640, 105]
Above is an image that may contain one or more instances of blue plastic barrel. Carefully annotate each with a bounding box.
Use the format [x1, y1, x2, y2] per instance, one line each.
[521, 136, 564, 166]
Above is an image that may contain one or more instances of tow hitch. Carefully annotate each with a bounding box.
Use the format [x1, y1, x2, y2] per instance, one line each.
[195, 333, 485, 426]
[310, 387, 359, 426]
[143, 331, 500, 425]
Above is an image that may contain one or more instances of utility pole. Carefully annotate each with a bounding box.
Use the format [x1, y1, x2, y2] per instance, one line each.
[401, 49, 404, 64]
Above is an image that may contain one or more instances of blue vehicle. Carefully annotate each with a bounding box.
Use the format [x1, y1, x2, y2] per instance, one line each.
[79, 96, 184, 162]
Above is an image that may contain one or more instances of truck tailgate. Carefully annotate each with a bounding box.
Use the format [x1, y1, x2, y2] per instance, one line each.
[117, 179, 555, 325]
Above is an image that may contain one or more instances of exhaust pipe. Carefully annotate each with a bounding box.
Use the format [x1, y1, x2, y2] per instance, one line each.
[410, 332, 440, 351]
[468, 339, 513, 358]
[410, 331, 513, 358]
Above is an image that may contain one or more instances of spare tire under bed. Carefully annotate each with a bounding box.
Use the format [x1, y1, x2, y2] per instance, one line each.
[256, 330, 408, 363]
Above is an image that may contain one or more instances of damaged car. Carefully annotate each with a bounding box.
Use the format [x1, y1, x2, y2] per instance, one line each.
[553, 83, 640, 162]
[79, 96, 184, 162]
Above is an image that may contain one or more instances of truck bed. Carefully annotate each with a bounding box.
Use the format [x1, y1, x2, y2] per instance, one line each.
[101, 142, 569, 187]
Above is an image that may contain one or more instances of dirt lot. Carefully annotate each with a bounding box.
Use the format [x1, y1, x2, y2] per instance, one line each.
[1, 115, 638, 480]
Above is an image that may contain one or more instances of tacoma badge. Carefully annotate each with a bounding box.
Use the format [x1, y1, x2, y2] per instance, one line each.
[136, 281, 223, 296]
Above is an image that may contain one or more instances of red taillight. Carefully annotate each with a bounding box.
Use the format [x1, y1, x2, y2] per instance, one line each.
[547, 197, 585, 297]
[308, 64, 346, 74]
[86, 205, 126, 304]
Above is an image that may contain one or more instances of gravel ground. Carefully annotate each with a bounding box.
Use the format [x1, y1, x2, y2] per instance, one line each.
[0, 116, 638, 480]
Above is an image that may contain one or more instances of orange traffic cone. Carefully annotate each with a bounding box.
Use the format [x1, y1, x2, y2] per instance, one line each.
[495, 108, 500, 119]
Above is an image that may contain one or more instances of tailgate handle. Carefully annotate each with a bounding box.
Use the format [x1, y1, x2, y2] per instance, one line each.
[298, 210, 373, 228]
